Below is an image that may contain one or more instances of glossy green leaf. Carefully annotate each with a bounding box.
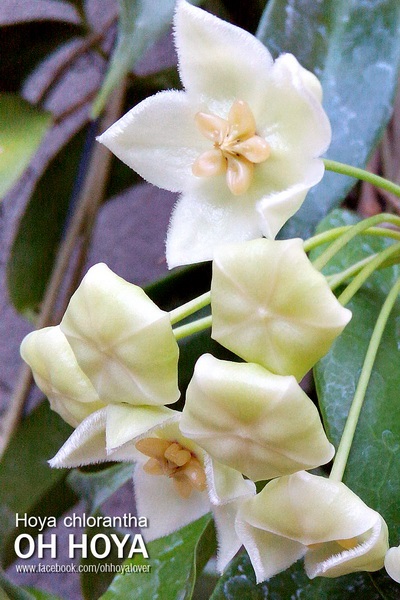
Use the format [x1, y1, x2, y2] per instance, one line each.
[67, 463, 134, 514]
[7, 126, 88, 317]
[210, 551, 400, 599]
[92, 0, 200, 117]
[23, 589, 63, 600]
[101, 514, 216, 600]
[312, 209, 400, 543]
[257, 0, 400, 239]
[0, 94, 52, 200]
[0, 403, 74, 568]
[80, 525, 127, 600]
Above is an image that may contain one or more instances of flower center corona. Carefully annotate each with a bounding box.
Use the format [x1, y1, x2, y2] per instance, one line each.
[135, 437, 207, 499]
[192, 99, 270, 195]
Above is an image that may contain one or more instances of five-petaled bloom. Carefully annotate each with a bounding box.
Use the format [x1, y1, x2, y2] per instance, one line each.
[236, 471, 389, 583]
[98, 0, 331, 268]
[211, 238, 352, 381]
[180, 354, 334, 481]
[20, 263, 180, 426]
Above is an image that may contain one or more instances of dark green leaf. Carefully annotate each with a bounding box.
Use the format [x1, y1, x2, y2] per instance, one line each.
[80, 525, 127, 600]
[92, 0, 201, 117]
[0, 22, 82, 93]
[0, 94, 52, 200]
[211, 551, 400, 599]
[312, 209, 400, 543]
[0, 402, 74, 568]
[24, 588, 63, 600]
[7, 126, 88, 317]
[67, 464, 134, 514]
[100, 514, 215, 600]
[257, 0, 400, 239]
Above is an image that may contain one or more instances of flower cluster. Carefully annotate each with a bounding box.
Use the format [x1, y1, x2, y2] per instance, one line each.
[20, 0, 391, 588]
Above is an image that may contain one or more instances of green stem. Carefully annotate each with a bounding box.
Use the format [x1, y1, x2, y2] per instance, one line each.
[173, 315, 212, 340]
[312, 213, 400, 271]
[338, 242, 400, 305]
[330, 276, 400, 482]
[169, 291, 211, 325]
[324, 159, 400, 199]
[304, 224, 400, 254]
[327, 255, 377, 290]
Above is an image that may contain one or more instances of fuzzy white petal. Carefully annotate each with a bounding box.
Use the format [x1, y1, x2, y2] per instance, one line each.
[213, 500, 251, 573]
[166, 185, 261, 268]
[98, 91, 205, 192]
[49, 409, 108, 468]
[133, 462, 210, 542]
[205, 455, 255, 506]
[175, 0, 273, 108]
[256, 159, 325, 239]
[235, 511, 306, 583]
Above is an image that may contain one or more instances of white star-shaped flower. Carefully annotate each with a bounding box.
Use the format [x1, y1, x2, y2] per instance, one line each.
[97, 0, 331, 268]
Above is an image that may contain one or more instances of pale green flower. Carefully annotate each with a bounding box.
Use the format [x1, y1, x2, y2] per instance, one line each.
[211, 238, 352, 381]
[236, 471, 388, 583]
[180, 354, 334, 481]
[98, 0, 331, 268]
[20, 263, 180, 426]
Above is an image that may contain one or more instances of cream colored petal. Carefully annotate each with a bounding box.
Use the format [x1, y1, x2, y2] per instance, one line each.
[133, 463, 210, 542]
[237, 472, 388, 582]
[60, 263, 179, 405]
[181, 355, 334, 481]
[212, 499, 251, 573]
[236, 504, 306, 583]
[105, 404, 178, 452]
[226, 155, 254, 196]
[49, 409, 108, 468]
[211, 238, 351, 380]
[192, 149, 226, 177]
[20, 326, 103, 427]
[166, 188, 262, 268]
[256, 159, 325, 239]
[97, 90, 204, 193]
[254, 53, 330, 160]
[385, 546, 400, 583]
[175, 1, 274, 106]
[204, 455, 255, 506]
[305, 514, 388, 578]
